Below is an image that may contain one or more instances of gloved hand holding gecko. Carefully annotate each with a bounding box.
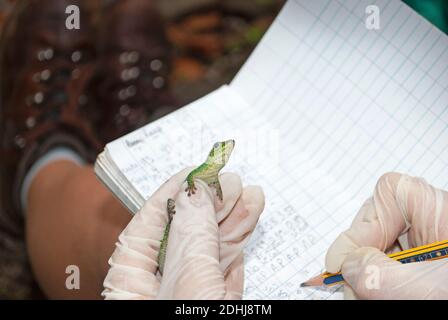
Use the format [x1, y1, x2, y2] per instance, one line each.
[158, 139, 235, 275]
[103, 140, 265, 299]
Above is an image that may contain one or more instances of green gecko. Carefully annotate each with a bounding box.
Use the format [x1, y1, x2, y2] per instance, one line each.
[158, 140, 235, 274]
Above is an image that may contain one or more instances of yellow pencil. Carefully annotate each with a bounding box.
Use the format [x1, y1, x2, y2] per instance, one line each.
[301, 240, 448, 287]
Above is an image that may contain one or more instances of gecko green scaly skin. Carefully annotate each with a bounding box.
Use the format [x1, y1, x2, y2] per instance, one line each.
[158, 140, 235, 274]
[185, 139, 235, 201]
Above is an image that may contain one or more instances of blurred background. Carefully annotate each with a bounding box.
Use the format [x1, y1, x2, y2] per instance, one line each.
[0, 0, 285, 108]
[0, 0, 446, 108]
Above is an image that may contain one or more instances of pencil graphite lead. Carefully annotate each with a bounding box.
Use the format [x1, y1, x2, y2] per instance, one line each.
[301, 275, 324, 288]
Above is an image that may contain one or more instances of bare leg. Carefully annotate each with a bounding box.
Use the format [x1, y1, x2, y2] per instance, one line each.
[26, 160, 131, 299]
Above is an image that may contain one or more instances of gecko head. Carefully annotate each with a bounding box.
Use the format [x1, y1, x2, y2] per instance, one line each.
[206, 139, 235, 167]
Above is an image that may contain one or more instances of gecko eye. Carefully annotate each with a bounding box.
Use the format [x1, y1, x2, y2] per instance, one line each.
[213, 142, 220, 148]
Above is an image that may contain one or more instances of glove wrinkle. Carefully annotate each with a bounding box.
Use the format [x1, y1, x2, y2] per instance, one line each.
[102, 169, 264, 300]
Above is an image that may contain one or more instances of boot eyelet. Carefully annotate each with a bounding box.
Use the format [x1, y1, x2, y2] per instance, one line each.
[120, 51, 140, 65]
[128, 51, 140, 63]
[37, 50, 46, 61]
[14, 135, 26, 148]
[33, 70, 51, 83]
[119, 105, 130, 117]
[119, 52, 129, 65]
[40, 69, 51, 81]
[120, 69, 129, 81]
[126, 85, 136, 97]
[71, 50, 82, 63]
[25, 117, 36, 128]
[121, 67, 140, 81]
[118, 89, 127, 100]
[37, 48, 54, 61]
[45, 48, 54, 60]
[129, 67, 140, 79]
[152, 76, 165, 89]
[150, 59, 163, 72]
[34, 92, 44, 104]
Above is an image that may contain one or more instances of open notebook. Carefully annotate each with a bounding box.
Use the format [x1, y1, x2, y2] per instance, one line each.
[95, 0, 448, 299]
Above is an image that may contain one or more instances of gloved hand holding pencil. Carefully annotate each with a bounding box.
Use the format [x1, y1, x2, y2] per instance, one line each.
[325, 172, 448, 299]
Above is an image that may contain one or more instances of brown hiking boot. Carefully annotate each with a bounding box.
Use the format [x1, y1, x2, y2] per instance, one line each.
[89, 0, 177, 144]
[0, 0, 101, 299]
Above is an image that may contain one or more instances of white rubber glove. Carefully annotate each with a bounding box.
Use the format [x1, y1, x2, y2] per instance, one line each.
[325, 172, 448, 299]
[102, 168, 265, 299]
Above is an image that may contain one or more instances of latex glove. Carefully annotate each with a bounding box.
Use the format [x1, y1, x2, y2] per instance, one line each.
[102, 168, 264, 299]
[325, 172, 448, 299]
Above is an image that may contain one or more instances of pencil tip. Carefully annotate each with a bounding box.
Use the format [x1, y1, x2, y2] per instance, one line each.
[301, 275, 324, 288]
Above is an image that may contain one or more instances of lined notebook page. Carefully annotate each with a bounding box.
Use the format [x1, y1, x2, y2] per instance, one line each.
[103, 0, 448, 299]
[231, 0, 448, 299]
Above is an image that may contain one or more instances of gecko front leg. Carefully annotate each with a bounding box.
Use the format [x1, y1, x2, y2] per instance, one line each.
[185, 173, 197, 196]
[183, 140, 234, 200]
[185, 166, 204, 196]
[186, 173, 223, 201]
